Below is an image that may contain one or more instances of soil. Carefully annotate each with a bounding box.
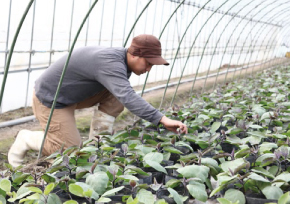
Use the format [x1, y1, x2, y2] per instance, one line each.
[0, 57, 289, 171]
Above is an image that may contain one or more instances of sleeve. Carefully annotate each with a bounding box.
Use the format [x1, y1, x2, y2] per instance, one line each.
[94, 61, 164, 126]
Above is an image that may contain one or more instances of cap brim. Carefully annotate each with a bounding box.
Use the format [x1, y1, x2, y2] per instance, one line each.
[146, 57, 169, 66]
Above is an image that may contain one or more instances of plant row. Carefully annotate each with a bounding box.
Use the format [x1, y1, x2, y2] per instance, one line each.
[1, 68, 290, 204]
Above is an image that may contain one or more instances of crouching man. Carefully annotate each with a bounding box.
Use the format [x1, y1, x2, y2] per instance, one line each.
[8, 34, 188, 167]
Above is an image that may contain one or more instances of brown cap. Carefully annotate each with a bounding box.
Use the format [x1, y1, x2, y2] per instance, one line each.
[128, 34, 169, 66]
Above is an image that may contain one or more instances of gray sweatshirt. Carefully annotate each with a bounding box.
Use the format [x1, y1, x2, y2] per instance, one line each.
[35, 46, 163, 125]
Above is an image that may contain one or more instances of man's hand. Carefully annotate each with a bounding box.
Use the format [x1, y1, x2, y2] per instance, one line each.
[159, 116, 188, 134]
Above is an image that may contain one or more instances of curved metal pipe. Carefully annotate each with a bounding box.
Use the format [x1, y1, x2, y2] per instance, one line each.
[160, 0, 214, 108]
[25, 1, 36, 108]
[225, 1, 285, 83]
[233, 2, 290, 81]
[246, 11, 290, 77]
[38, 0, 99, 159]
[200, 0, 254, 93]
[212, 0, 272, 89]
[184, 0, 231, 97]
[123, 0, 153, 47]
[85, 0, 92, 46]
[48, 0, 57, 66]
[0, 0, 35, 109]
[261, 22, 290, 71]
[194, 1, 243, 94]
[141, 0, 186, 97]
[68, 0, 75, 50]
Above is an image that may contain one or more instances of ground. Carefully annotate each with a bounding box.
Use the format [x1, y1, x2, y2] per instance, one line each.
[0, 58, 289, 170]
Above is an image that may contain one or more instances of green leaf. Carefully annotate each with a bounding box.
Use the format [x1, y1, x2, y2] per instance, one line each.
[279, 102, 290, 107]
[143, 152, 163, 163]
[41, 173, 57, 183]
[262, 186, 283, 200]
[220, 158, 246, 173]
[45, 193, 63, 204]
[102, 186, 124, 197]
[144, 160, 167, 174]
[278, 192, 290, 204]
[210, 185, 227, 197]
[256, 153, 275, 166]
[218, 174, 239, 186]
[76, 168, 89, 180]
[273, 134, 287, 139]
[127, 167, 149, 176]
[136, 189, 155, 204]
[75, 182, 99, 200]
[63, 200, 79, 204]
[86, 171, 109, 195]
[126, 195, 139, 204]
[101, 146, 115, 151]
[210, 122, 221, 134]
[187, 182, 208, 202]
[261, 112, 275, 121]
[83, 189, 93, 198]
[274, 173, 290, 183]
[69, 184, 84, 197]
[248, 173, 270, 183]
[217, 198, 239, 204]
[175, 141, 193, 152]
[259, 142, 278, 154]
[80, 146, 98, 152]
[27, 187, 42, 194]
[135, 145, 155, 155]
[46, 165, 64, 173]
[0, 195, 6, 204]
[252, 167, 275, 179]
[235, 146, 251, 158]
[154, 199, 167, 204]
[198, 114, 210, 121]
[177, 165, 209, 182]
[110, 130, 129, 141]
[118, 175, 139, 181]
[228, 128, 243, 135]
[19, 193, 40, 202]
[97, 197, 112, 202]
[0, 179, 11, 192]
[167, 188, 183, 204]
[165, 179, 182, 188]
[196, 140, 209, 149]
[223, 114, 235, 120]
[224, 189, 246, 204]
[248, 136, 262, 145]
[226, 135, 242, 144]
[13, 185, 31, 201]
[12, 172, 30, 185]
[201, 157, 221, 177]
[44, 183, 55, 196]
[247, 131, 267, 138]
[269, 166, 279, 176]
[252, 105, 266, 117]
[163, 146, 183, 154]
[0, 188, 6, 198]
[249, 125, 263, 129]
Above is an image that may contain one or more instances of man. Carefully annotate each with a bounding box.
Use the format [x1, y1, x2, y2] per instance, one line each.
[8, 34, 188, 167]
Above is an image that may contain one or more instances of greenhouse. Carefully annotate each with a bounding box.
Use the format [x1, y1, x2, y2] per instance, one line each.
[1, 0, 290, 203]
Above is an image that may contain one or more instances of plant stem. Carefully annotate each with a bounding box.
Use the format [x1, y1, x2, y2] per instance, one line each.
[66, 181, 72, 200]
[275, 161, 281, 177]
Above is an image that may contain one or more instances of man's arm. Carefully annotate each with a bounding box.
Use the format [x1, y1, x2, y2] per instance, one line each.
[95, 58, 188, 132]
[159, 116, 188, 134]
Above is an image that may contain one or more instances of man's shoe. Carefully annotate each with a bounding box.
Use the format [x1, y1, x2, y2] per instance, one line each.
[89, 109, 115, 140]
[8, 130, 44, 167]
